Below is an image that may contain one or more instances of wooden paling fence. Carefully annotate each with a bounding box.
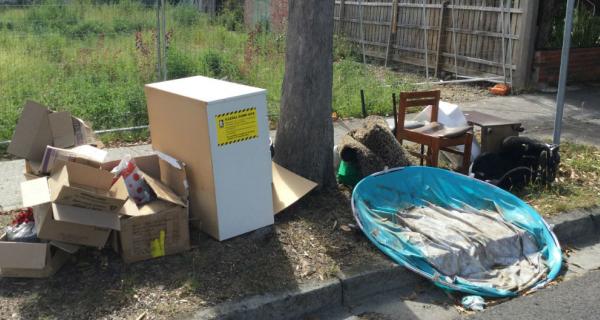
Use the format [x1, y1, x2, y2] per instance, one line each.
[334, 0, 539, 87]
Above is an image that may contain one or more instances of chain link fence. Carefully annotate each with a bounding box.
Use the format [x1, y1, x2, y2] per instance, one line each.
[0, 1, 251, 145]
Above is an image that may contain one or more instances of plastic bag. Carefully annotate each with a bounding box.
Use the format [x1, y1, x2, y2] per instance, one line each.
[111, 155, 154, 205]
[462, 295, 485, 311]
[6, 208, 38, 242]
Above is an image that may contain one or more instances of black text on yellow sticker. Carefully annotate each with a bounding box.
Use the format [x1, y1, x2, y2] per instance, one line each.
[215, 108, 259, 146]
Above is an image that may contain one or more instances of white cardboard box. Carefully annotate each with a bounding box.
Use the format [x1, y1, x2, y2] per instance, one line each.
[145, 76, 275, 241]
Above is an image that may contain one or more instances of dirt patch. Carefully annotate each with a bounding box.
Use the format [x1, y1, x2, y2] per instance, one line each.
[0, 189, 387, 320]
[438, 82, 491, 104]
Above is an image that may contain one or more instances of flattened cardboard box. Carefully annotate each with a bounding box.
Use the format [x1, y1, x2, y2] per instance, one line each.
[104, 153, 190, 263]
[0, 234, 76, 278]
[48, 161, 128, 212]
[8, 100, 102, 175]
[21, 179, 121, 248]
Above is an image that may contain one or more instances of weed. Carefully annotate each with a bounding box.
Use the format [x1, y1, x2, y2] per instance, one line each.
[167, 47, 197, 79]
[333, 35, 360, 62]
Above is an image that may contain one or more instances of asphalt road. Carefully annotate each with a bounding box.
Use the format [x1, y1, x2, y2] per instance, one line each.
[313, 241, 600, 320]
[470, 270, 600, 320]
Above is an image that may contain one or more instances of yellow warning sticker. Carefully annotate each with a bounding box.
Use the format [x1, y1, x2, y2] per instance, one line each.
[215, 107, 259, 146]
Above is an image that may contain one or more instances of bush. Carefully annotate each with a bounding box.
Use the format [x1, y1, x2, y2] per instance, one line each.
[545, 6, 600, 48]
[572, 8, 600, 48]
[172, 5, 202, 26]
[167, 47, 197, 79]
[214, 0, 244, 31]
[201, 50, 239, 79]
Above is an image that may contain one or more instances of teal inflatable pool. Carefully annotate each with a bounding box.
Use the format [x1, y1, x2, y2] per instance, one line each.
[352, 166, 562, 297]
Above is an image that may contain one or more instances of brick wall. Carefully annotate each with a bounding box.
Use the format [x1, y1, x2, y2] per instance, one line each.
[533, 48, 600, 86]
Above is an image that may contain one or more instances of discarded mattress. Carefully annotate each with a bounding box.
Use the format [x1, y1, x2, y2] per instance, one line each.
[352, 166, 562, 297]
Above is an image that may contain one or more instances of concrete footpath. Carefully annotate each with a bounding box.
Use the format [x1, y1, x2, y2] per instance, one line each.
[1, 86, 599, 210]
[460, 85, 600, 146]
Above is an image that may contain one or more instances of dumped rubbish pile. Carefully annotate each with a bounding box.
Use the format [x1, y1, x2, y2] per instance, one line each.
[1, 76, 317, 278]
[337, 116, 411, 186]
[344, 100, 562, 304]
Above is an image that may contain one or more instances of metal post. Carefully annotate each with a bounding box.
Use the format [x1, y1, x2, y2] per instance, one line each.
[156, 0, 162, 81]
[392, 93, 398, 135]
[553, 0, 576, 144]
[500, 0, 508, 84]
[506, 0, 514, 85]
[359, 0, 367, 65]
[422, 0, 429, 79]
[161, 0, 167, 80]
[450, 0, 459, 77]
[360, 89, 367, 118]
[385, 0, 399, 68]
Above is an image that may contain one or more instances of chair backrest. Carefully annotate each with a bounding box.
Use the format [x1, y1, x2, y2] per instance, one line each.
[397, 90, 441, 132]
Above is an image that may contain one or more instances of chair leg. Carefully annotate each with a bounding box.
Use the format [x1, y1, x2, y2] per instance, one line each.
[461, 134, 473, 174]
[428, 141, 440, 168]
[420, 144, 425, 166]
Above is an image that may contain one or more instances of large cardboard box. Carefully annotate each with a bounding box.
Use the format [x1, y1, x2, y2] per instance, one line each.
[21, 178, 122, 248]
[104, 153, 190, 263]
[47, 161, 128, 212]
[145, 76, 317, 241]
[0, 234, 76, 278]
[8, 101, 102, 174]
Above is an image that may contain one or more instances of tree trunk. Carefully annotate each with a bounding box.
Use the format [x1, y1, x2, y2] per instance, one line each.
[535, 0, 563, 49]
[274, 0, 336, 188]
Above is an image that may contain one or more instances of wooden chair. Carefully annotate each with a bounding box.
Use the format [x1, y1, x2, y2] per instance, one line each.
[395, 90, 473, 174]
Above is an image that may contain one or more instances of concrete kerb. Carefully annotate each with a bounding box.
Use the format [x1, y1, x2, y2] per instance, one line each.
[186, 207, 600, 320]
[547, 206, 600, 245]
[187, 279, 342, 320]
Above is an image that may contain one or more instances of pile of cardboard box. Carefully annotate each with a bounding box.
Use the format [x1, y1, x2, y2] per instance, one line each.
[1, 102, 190, 277]
[1, 76, 317, 278]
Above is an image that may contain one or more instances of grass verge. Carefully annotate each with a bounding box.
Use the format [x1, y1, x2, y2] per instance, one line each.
[521, 142, 600, 216]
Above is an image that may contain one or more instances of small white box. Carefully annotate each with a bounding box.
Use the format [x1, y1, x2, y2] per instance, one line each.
[145, 76, 274, 241]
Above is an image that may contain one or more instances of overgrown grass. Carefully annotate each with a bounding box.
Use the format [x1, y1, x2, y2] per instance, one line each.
[0, 1, 415, 142]
[521, 142, 600, 216]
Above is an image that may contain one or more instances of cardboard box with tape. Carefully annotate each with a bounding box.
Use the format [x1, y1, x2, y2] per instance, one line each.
[145, 76, 317, 241]
[7, 100, 104, 176]
[103, 152, 190, 263]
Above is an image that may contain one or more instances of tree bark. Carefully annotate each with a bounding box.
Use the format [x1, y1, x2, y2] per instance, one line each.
[535, 0, 563, 49]
[274, 0, 336, 188]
